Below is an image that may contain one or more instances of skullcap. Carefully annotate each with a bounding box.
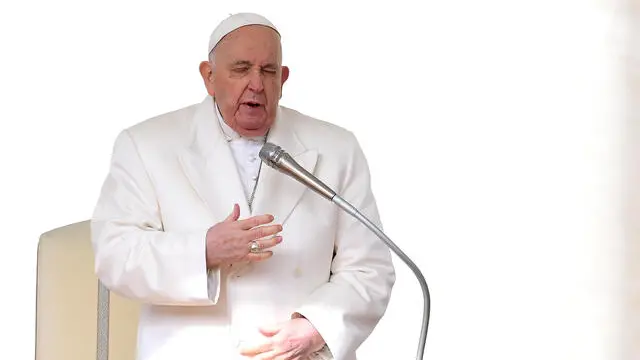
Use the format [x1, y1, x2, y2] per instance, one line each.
[208, 12, 279, 54]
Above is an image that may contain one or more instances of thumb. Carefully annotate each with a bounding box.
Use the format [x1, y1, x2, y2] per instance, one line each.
[258, 323, 282, 337]
[224, 203, 240, 222]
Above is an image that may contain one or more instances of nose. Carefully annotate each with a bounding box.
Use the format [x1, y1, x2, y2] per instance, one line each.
[248, 69, 264, 93]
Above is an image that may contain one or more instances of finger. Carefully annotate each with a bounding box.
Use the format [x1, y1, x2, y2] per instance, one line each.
[254, 236, 283, 251]
[269, 347, 300, 360]
[253, 351, 279, 360]
[236, 214, 275, 230]
[245, 250, 274, 262]
[246, 224, 283, 241]
[224, 203, 240, 223]
[258, 323, 282, 337]
[238, 339, 274, 356]
[251, 345, 293, 360]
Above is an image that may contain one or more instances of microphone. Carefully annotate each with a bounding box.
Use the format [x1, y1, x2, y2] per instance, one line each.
[259, 142, 430, 360]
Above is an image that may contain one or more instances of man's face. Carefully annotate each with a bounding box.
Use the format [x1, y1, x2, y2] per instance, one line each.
[200, 25, 289, 137]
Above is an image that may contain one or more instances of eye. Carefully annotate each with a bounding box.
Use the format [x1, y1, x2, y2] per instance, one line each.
[262, 68, 277, 74]
[232, 67, 250, 73]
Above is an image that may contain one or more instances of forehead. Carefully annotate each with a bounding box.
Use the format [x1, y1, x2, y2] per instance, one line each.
[214, 25, 281, 64]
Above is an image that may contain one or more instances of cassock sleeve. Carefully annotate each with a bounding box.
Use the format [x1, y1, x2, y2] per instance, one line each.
[292, 132, 396, 360]
[90, 129, 221, 305]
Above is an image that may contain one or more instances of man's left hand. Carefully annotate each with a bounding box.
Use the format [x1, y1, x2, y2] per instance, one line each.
[238, 318, 325, 359]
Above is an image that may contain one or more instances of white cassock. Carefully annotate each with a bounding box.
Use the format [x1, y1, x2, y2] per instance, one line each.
[90, 96, 396, 360]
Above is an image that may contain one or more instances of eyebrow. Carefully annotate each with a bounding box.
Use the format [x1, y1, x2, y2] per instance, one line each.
[230, 60, 252, 67]
[229, 60, 278, 69]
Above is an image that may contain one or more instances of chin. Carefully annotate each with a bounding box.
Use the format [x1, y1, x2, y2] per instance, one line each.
[238, 115, 272, 127]
[236, 123, 269, 136]
[237, 119, 264, 129]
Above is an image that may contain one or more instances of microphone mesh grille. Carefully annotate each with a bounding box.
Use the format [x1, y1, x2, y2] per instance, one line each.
[259, 142, 284, 167]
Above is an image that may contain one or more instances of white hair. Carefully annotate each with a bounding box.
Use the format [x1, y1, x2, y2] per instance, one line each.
[208, 48, 217, 69]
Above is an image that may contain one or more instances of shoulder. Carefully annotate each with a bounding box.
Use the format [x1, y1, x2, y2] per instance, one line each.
[278, 106, 376, 196]
[279, 105, 359, 151]
[108, 102, 201, 157]
[123, 102, 199, 146]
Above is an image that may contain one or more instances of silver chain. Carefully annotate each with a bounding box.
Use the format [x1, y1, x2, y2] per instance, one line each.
[248, 129, 268, 211]
[248, 160, 263, 211]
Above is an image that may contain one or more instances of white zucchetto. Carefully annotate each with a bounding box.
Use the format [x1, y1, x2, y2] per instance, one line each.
[208, 12, 279, 55]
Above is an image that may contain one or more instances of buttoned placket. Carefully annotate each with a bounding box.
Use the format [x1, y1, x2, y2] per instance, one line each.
[219, 136, 266, 282]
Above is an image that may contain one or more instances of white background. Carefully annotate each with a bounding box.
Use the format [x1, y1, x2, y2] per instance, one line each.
[0, 0, 635, 359]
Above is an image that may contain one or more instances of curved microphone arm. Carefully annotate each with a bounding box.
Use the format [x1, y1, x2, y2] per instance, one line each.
[260, 143, 430, 360]
[332, 195, 430, 360]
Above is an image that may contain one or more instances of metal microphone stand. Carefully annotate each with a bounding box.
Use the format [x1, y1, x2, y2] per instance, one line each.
[332, 195, 430, 360]
[259, 143, 430, 359]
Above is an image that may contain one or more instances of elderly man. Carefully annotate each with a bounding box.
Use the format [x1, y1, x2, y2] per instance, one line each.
[91, 12, 395, 360]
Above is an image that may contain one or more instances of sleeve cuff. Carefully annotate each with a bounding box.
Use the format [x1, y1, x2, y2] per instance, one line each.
[180, 230, 219, 305]
[207, 266, 221, 303]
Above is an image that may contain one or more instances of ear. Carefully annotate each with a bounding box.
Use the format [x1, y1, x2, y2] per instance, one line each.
[199, 61, 215, 96]
[279, 66, 290, 99]
[281, 65, 290, 85]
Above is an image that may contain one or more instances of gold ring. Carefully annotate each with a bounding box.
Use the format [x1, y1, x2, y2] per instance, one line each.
[249, 241, 261, 253]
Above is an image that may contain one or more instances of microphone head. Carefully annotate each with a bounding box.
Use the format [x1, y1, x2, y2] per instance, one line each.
[259, 142, 285, 168]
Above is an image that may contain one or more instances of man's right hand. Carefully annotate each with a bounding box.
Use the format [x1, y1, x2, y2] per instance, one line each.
[205, 203, 283, 267]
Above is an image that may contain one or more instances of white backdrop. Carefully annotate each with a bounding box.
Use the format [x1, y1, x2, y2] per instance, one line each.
[0, 0, 632, 359]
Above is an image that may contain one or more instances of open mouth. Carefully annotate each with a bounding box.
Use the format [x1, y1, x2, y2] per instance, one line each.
[243, 101, 263, 108]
